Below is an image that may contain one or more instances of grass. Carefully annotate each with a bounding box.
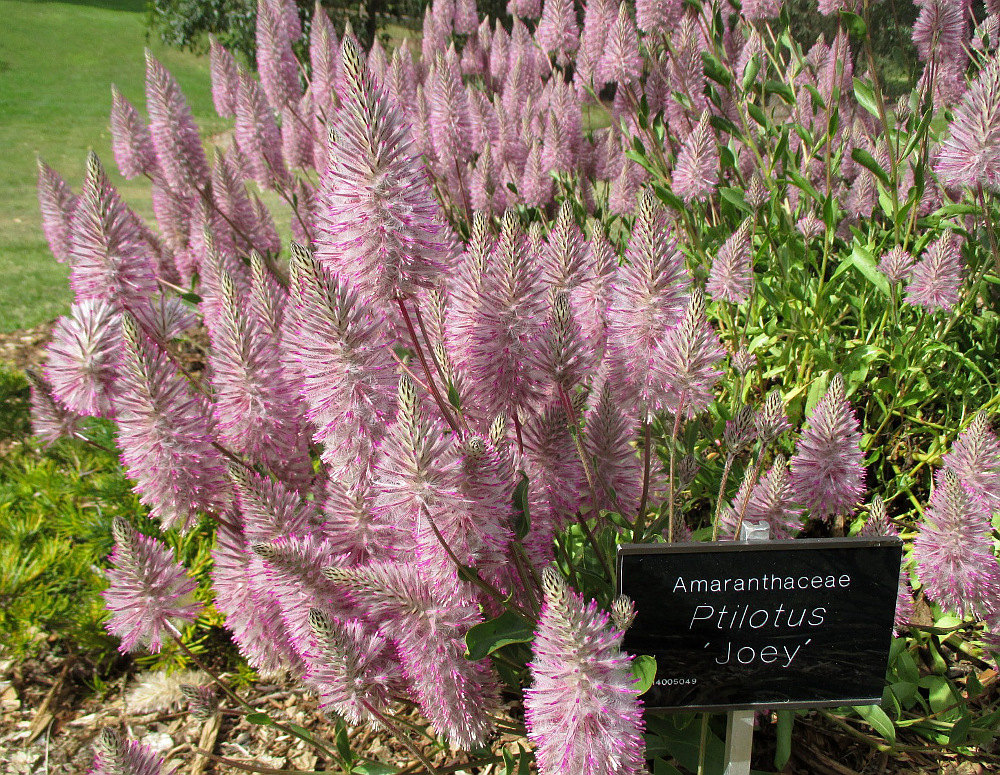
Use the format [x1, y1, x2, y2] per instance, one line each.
[0, 0, 225, 333]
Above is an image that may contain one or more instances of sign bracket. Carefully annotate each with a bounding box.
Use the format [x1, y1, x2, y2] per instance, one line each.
[722, 520, 770, 775]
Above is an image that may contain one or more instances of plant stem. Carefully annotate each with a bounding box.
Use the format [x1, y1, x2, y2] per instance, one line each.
[667, 404, 684, 544]
[396, 297, 461, 434]
[635, 418, 653, 540]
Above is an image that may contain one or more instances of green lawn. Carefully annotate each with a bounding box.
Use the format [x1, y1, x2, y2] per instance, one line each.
[0, 0, 225, 333]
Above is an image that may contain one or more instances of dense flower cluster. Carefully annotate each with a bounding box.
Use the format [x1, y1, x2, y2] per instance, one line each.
[32, 0, 1000, 768]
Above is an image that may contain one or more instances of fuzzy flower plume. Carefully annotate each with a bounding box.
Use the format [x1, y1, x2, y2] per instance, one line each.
[27, 370, 81, 445]
[654, 289, 725, 418]
[597, 4, 643, 85]
[522, 400, 586, 566]
[252, 535, 349, 657]
[943, 412, 1000, 515]
[536, 0, 579, 64]
[316, 37, 455, 301]
[323, 562, 500, 748]
[429, 48, 473, 165]
[707, 219, 753, 304]
[673, 111, 719, 203]
[526, 568, 645, 775]
[110, 85, 157, 180]
[70, 153, 157, 309]
[44, 299, 119, 418]
[789, 374, 865, 518]
[878, 246, 916, 283]
[913, 471, 1000, 621]
[37, 159, 78, 264]
[115, 313, 230, 530]
[305, 609, 402, 726]
[755, 389, 791, 441]
[460, 211, 547, 420]
[205, 260, 312, 488]
[211, 148, 263, 256]
[721, 455, 802, 538]
[861, 495, 914, 632]
[586, 380, 642, 516]
[637, 0, 684, 33]
[209, 36, 240, 117]
[537, 292, 589, 391]
[145, 51, 209, 193]
[288, 244, 396, 477]
[103, 517, 201, 653]
[936, 55, 1000, 191]
[212, 516, 301, 677]
[309, 4, 340, 117]
[257, 0, 302, 110]
[90, 728, 173, 775]
[235, 69, 291, 189]
[606, 190, 690, 415]
[905, 233, 963, 312]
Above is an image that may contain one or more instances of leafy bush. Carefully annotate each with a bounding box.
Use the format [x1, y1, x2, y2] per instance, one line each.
[37, 0, 1000, 772]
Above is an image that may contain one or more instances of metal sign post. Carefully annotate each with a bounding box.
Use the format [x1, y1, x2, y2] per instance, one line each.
[722, 521, 770, 775]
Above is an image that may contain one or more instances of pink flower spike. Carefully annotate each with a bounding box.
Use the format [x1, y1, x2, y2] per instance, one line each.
[103, 517, 201, 654]
[526, 569, 645, 775]
[672, 110, 719, 203]
[913, 470, 1000, 621]
[145, 50, 210, 194]
[789, 374, 866, 518]
[110, 85, 157, 179]
[44, 299, 119, 418]
[27, 370, 82, 446]
[316, 37, 455, 301]
[536, 0, 579, 65]
[707, 218, 753, 304]
[653, 289, 725, 418]
[69, 152, 157, 309]
[37, 159, 78, 264]
[597, 4, 643, 86]
[935, 54, 1000, 192]
[257, 0, 303, 110]
[210, 36, 240, 117]
[115, 312, 231, 531]
[90, 728, 174, 775]
[942, 411, 1000, 515]
[904, 233, 964, 312]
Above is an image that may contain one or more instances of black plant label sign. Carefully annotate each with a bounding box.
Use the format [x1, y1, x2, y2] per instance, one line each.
[618, 537, 903, 711]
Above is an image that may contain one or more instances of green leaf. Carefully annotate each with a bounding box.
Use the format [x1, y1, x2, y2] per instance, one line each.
[747, 103, 769, 127]
[336, 719, 354, 763]
[839, 10, 867, 37]
[180, 292, 203, 304]
[719, 187, 752, 214]
[352, 765, 401, 775]
[853, 77, 880, 118]
[447, 381, 461, 410]
[246, 712, 273, 726]
[513, 473, 530, 539]
[631, 654, 658, 694]
[701, 51, 732, 87]
[741, 55, 761, 91]
[465, 610, 534, 660]
[851, 148, 890, 186]
[854, 704, 897, 744]
[774, 710, 795, 769]
[834, 243, 890, 297]
[948, 714, 973, 746]
[763, 80, 794, 104]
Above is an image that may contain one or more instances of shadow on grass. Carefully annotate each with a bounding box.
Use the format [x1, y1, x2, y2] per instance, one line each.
[17, 0, 146, 12]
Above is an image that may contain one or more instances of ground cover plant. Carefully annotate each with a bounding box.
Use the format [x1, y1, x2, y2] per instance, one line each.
[23, 0, 1000, 771]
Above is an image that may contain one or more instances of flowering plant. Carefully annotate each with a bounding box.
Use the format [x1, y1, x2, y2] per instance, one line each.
[32, 0, 1000, 770]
